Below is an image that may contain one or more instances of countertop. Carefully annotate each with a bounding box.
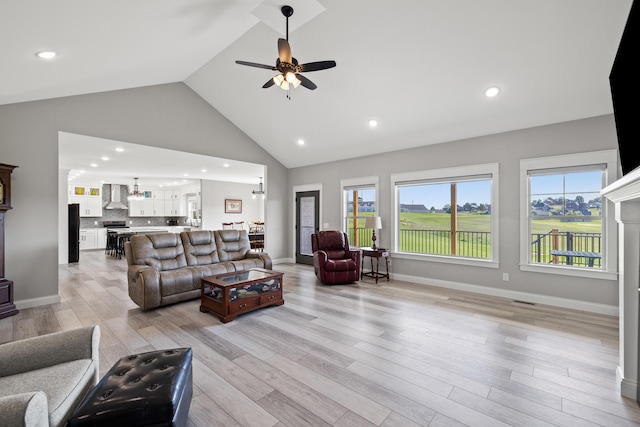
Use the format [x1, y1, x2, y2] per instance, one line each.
[103, 226, 200, 234]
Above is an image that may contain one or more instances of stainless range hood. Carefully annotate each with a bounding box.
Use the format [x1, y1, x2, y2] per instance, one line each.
[105, 184, 128, 210]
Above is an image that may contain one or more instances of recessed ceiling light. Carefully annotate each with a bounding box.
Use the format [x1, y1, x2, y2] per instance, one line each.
[90, 163, 98, 167]
[101, 156, 109, 161]
[297, 139, 305, 146]
[368, 119, 378, 128]
[484, 86, 500, 98]
[35, 51, 57, 59]
[201, 169, 207, 172]
[114, 147, 125, 152]
[222, 163, 229, 168]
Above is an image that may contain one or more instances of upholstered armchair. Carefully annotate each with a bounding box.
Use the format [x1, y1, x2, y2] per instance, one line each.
[311, 230, 361, 284]
[0, 325, 100, 427]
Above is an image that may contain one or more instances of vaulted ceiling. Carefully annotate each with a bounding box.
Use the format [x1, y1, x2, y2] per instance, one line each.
[2, 0, 633, 174]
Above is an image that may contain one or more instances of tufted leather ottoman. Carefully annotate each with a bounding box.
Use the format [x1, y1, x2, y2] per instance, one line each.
[68, 348, 193, 427]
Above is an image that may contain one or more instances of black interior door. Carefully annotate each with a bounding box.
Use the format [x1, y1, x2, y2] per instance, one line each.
[295, 190, 319, 265]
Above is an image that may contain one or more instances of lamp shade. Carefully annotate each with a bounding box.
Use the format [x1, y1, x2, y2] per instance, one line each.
[365, 216, 382, 230]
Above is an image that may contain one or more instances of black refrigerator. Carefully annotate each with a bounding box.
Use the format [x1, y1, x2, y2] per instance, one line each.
[68, 203, 80, 263]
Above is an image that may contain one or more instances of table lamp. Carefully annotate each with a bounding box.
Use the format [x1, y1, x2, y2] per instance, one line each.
[365, 216, 382, 250]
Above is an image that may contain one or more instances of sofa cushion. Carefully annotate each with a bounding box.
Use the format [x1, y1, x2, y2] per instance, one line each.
[181, 230, 220, 265]
[0, 359, 96, 427]
[191, 263, 235, 277]
[129, 233, 187, 271]
[159, 267, 202, 296]
[229, 258, 267, 271]
[215, 230, 251, 262]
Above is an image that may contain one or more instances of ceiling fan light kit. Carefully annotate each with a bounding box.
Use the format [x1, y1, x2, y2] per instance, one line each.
[236, 5, 336, 98]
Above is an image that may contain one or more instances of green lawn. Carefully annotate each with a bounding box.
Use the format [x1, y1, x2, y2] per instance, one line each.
[349, 211, 601, 261]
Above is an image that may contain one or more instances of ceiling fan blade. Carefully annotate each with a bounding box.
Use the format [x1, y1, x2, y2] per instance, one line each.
[235, 60, 276, 70]
[278, 38, 292, 63]
[262, 78, 276, 89]
[299, 60, 337, 72]
[297, 74, 317, 90]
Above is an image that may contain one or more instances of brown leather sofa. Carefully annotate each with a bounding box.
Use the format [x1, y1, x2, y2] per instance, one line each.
[311, 230, 361, 284]
[125, 229, 272, 310]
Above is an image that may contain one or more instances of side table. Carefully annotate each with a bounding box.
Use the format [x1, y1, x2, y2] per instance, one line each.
[360, 247, 390, 283]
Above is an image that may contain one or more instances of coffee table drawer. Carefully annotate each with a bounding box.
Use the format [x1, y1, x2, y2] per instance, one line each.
[228, 298, 257, 314]
[260, 291, 282, 305]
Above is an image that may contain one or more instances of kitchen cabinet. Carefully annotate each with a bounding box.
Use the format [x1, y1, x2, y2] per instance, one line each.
[163, 190, 184, 216]
[70, 185, 102, 217]
[97, 228, 107, 250]
[128, 198, 157, 217]
[79, 229, 98, 250]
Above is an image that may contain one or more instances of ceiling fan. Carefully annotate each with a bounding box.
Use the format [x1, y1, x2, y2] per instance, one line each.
[235, 5, 336, 96]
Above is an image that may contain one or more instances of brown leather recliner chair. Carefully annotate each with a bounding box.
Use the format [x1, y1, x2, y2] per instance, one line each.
[311, 230, 361, 284]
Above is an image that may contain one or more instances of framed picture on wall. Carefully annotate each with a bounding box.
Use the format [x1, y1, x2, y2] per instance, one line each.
[225, 199, 242, 213]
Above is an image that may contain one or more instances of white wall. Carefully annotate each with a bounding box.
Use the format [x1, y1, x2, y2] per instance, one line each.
[201, 180, 264, 230]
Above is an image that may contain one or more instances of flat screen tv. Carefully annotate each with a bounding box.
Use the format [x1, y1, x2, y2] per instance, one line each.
[610, 0, 639, 175]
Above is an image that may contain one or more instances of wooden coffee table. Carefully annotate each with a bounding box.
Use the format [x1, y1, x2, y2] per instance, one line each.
[200, 268, 284, 323]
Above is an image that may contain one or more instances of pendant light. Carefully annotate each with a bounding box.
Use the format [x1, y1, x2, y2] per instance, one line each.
[128, 178, 145, 201]
[252, 177, 265, 199]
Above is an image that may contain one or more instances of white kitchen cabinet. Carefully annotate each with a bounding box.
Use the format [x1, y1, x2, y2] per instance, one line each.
[163, 190, 181, 200]
[79, 229, 98, 250]
[163, 190, 184, 216]
[128, 198, 156, 217]
[163, 199, 182, 216]
[97, 228, 107, 250]
[69, 185, 103, 217]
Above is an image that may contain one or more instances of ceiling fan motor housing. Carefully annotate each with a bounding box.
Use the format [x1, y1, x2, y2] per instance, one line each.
[281, 5, 294, 18]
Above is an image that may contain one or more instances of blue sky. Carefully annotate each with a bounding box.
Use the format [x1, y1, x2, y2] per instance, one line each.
[353, 170, 602, 211]
[400, 181, 491, 210]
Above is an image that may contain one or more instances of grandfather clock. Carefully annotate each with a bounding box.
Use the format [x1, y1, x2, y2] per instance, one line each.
[0, 163, 18, 319]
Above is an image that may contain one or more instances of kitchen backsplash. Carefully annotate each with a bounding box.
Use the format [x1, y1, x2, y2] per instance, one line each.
[78, 184, 188, 229]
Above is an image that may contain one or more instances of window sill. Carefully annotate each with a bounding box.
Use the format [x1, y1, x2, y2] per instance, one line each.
[393, 251, 499, 268]
[519, 263, 618, 280]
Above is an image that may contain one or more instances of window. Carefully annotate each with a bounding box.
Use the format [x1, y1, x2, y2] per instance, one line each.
[520, 149, 618, 278]
[341, 177, 378, 248]
[391, 163, 499, 267]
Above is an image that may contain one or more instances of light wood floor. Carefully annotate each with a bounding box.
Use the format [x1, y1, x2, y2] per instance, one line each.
[1, 250, 639, 426]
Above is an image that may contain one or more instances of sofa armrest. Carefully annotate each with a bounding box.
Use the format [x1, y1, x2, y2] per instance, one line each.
[347, 250, 361, 267]
[314, 250, 328, 264]
[0, 326, 100, 378]
[246, 251, 273, 270]
[0, 392, 49, 427]
[127, 265, 162, 310]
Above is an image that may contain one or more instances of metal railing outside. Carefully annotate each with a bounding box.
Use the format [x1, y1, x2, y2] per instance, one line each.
[348, 227, 602, 267]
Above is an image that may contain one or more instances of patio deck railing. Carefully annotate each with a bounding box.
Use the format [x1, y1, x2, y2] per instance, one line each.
[348, 228, 602, 267]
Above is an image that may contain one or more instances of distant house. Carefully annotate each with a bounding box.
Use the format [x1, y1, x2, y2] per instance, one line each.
[400, 204, 429, 213]
[347, 200, 376, 213]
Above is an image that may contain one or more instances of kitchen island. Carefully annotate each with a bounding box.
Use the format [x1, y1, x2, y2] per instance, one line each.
[106, 227, 172, 259]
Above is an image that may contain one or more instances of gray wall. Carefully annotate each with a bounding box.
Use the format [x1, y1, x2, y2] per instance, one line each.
[288, 114, 620, 311]
[0, 82, 288, 307]
[0, 78, 621, 313]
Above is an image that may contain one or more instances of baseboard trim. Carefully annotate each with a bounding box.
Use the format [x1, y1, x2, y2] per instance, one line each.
[618, 366, 638, 399]
[392, 272, 618, 316]
[15, 295, 61, 310]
